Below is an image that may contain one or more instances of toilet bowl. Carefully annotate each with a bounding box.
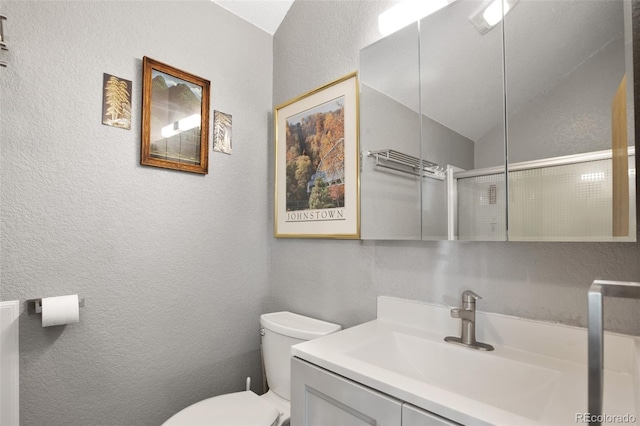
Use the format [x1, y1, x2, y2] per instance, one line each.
[163, 311, 341, 426]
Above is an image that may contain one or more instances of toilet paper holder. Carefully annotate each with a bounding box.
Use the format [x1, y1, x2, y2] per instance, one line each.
[27, 297, 85, 314]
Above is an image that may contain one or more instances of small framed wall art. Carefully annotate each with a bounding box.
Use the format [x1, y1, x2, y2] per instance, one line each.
[141, 57, 210, 174]
[274, 72, 360, 239]
[213, 110, 232, 154]
[102, 73, 132, 130]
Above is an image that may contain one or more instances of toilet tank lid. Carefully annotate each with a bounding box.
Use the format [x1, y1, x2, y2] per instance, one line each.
[260, 311, 341, 340]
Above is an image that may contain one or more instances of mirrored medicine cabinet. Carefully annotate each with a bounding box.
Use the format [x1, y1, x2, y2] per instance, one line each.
[360, 0, 637, 242]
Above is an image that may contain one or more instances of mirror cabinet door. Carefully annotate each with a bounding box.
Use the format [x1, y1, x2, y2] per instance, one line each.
[359, 0, 636, 242]
[420, 0, 507, 241]
[360, 23, 422, 240]
[504, 0, 636, 241]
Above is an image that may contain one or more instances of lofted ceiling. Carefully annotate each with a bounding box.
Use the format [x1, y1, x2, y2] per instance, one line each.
[211, 0, 295, 35]
[214, 0, 625, 143]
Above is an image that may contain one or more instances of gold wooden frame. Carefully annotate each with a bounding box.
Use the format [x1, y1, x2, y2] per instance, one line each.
[141, 57, 210, 174]
[274, 72, 360, 239]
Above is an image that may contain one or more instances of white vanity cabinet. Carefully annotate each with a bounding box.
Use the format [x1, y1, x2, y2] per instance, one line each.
[291, 358, 459, 426]
[291, 357, 402, 425]
[402, 403, 460, 426]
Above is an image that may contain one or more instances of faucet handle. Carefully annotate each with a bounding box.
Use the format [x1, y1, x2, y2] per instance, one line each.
[461, 290, 482, 303]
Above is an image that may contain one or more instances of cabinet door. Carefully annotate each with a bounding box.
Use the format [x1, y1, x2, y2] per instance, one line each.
[402, 403, 461, 426]
[291, 357, 402, 426]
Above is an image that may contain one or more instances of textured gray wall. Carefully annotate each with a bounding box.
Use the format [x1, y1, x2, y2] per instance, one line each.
[271, 1, 640, 334]
[421, 114, 474, 240]
[360, 84, 422, 240]
[0, 1, 638, 425]
[476, 38, 626, 168]
[359, 83, 474, 241]
[1, 2, 271, 425]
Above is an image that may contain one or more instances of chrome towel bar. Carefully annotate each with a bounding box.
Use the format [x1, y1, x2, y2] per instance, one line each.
[367, 149, 446, 180]
[587, 280, 640, 425]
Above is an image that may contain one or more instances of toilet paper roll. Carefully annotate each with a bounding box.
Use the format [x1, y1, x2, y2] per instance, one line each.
[41, 294, 80, 327]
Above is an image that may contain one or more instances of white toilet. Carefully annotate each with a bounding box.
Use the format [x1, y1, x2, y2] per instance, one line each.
[163, 311, 341, 426]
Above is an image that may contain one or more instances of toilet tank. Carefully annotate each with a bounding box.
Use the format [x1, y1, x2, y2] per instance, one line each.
[260, 312, 341, 401]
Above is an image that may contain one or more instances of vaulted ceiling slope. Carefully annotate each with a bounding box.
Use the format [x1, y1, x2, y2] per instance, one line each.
[211, 0, 295, 35]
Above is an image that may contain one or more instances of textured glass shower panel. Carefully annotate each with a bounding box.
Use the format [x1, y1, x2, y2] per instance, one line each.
[457, 174, 507, 240]
[508, 157, 636, 241]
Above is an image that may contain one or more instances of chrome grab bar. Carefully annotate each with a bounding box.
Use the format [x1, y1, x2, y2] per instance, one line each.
[587, 280, 640, 425]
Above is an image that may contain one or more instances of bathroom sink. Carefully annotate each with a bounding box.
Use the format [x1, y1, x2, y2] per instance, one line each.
[291, 297, 640, 425]
[344, 330, 559, 420]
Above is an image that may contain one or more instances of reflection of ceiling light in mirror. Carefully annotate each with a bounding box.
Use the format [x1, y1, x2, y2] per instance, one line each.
[161, 122, 180, 138]
[483, 0, 508, 26]
[581, 172, 606, 182]
[470, 0, 519, 35]
[379, 0, 457, 36]
[161, 114, 202, 138]
[178, 114, 201, 131]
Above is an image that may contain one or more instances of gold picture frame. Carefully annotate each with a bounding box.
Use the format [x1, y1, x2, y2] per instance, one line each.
[141, 57, 210, 174]
[274, 72, 360, 239]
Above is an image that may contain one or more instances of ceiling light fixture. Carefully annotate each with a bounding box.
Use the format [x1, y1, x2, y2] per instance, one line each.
[378, 0, 457, 36]
[470, 0, 519, 35]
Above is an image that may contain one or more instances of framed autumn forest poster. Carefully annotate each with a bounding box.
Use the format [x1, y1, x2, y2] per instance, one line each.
[274, 72, 360, 239]
[141, 57, 210, 174]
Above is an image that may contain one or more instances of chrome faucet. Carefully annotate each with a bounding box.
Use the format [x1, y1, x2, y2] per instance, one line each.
[444, 290, 494, 351]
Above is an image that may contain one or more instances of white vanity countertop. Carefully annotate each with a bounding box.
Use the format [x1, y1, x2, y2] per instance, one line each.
[291, 296, 640, 425]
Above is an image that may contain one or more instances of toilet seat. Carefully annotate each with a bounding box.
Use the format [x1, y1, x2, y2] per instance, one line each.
[163, 391, 280, 426]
